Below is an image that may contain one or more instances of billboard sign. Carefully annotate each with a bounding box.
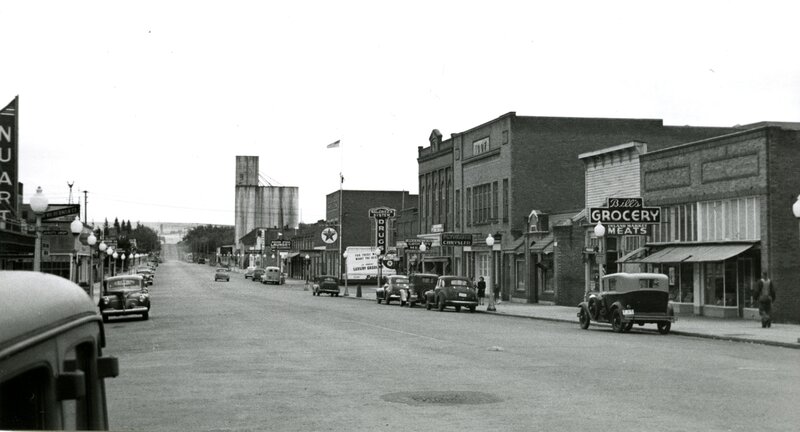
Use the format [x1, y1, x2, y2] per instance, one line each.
[0, 97, 18, 221]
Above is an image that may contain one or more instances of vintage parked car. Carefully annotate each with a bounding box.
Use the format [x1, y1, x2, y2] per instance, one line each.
[405, 273, 439, 307]
[312, 275, 340, 296]
[136, 265, 154, 285]
[244, 266, 257, 279]
[578, 272, 675, 334]
[197, 258, 206, 264]
[0, 271, 119, 430]
[252, 268, 266, 282]
[214, 267, 231, 282]
[425, 275, 479, 312]
[98, 275, 151, 322]
[376, 275, 410, 305]
[262, 266, 285, 285]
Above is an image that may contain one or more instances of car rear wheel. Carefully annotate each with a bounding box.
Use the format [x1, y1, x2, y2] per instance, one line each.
[624, 322, 633, 332]
[426, 300, 431, 310]
[469, 305, 476, 313]
[438, 296, 445, 312]
[578, 307, 590, 329]
[610, 309, 625, 333]
[657, 322, 671, 335]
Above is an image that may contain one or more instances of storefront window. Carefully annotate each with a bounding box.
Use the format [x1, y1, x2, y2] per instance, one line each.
[724, 260, 738, 307]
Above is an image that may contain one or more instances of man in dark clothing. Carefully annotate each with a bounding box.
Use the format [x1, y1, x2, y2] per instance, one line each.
[476, 277, 486, 305]
[757, 272, 776, 328]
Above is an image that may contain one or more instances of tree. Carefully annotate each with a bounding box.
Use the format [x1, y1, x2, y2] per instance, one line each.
[178, 225, 234, 258]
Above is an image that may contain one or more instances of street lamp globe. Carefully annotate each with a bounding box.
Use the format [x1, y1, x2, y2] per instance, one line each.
[305, 254, 310, 260]
[485, 234, 495, 247]
[70, 216, 83, 235]
[107, 246, 114, 256]
[419, 243, 427, 253]
[793, 194, 800, 218]
[87, 232, 97, 246]
[594, 222, 606, 238]
[99, 241, 107, 252]
[121, 253, 126, 261]
[342, 251, 348, 258]
[30, 187, 49, 213]
[112, 252, 118, 259]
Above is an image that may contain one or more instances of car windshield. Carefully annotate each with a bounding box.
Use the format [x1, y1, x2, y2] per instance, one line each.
[216, 269, 229, 273]
[322, 277, 336, 283]
[447, 279, 471, 287]
[416, 276, 437, 284]
[106, 279, 142, 293]
[639, 278, 662, 289]
[391, 277, 409, 285]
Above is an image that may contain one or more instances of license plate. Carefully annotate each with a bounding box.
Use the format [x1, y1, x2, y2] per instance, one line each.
[458, 293, 467, 298]
[623, 309, 634, 316]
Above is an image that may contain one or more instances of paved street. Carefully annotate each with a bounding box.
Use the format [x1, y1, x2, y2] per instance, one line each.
[103, 261, 800, 431]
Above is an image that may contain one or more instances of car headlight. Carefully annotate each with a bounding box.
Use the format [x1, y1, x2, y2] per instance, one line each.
[139, 294, 147, 302]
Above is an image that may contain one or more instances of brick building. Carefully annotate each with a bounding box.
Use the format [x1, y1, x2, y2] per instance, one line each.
[418, 112, 740, 303]
[617, 125, 800, 322]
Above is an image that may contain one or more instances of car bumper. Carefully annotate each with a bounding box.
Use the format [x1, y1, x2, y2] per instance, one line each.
[101, 306, 149, 316]
[318, 289, 340, 294]
[446, 300, 479, 307]
[623, 313, 676, 323]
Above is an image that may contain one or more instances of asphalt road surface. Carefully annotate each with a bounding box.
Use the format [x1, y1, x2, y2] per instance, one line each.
[104, 261, 800, 431]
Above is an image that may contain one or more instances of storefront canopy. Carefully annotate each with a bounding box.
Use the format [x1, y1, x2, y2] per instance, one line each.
[625, 243, 754, 264]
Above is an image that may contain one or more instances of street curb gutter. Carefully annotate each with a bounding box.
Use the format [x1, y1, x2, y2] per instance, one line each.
[342, 294, 800, 350]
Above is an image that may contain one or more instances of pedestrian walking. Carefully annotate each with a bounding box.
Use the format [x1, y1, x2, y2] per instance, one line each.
[756, 272, 776, 328]
[493, 282, 501, 304]
[476, 277, 486, 305]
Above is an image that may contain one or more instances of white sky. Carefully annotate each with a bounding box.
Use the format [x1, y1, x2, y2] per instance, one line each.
[6, 0, 800, 226]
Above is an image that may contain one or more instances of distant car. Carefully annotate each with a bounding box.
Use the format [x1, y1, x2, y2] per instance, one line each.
[578, 272, 675, 334]
[262, 266, 285, 285]
[312, 275, 340, 296]
[425, 276, 478, 312]
[135, 266, 154, 286]
[99, 275, 151, 322]
[214, 268, 231, 282]
[252, 268, 266, 282]
[198, 258, 206, 264]
[406, 273, 439, 307]
[244, 266, 257, 279]
[376, 275, 410, 305]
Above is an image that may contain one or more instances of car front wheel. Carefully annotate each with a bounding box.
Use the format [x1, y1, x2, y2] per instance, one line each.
[438, 296, 445, 312]
[610, 309, 625, 333]
[579, 307, 590, 329]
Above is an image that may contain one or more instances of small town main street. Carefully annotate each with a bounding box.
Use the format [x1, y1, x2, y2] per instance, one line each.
[104, 261, 799, 432]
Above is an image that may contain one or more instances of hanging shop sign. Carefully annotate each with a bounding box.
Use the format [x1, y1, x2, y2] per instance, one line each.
[369, 206, 396, 254]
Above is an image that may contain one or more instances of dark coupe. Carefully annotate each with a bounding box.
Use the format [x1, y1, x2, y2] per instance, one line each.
[424, 275, 478, 313]
[312, 275, 340, 296]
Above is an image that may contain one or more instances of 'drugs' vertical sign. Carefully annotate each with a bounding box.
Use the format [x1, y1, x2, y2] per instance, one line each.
[0, 96, 18, 222]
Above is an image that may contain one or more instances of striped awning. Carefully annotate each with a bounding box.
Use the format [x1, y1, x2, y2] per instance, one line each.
[628, 243, 753, 263]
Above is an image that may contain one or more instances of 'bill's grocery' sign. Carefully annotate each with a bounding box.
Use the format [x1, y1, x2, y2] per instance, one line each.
[589, 198, 660, 235]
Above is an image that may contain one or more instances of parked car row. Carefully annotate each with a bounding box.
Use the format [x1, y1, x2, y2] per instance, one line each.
[375, 274, 479, 313]
[239, 265, 286, 285]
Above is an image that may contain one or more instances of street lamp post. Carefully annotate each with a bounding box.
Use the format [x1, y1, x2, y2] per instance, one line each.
[30, 187, 49, 272]
[70, 216, 83, 284]
[342, 251, 349, 296]
[594, 222, 606, 287]
[112, 251, 118, 277]
[486, 234, 496, 312]
[98, 240, 107, 282]
[121, 253, 127, 274]
[419, 242, 427, 273]
[304, 254, 310, 290]
[87, 231, 97, 298]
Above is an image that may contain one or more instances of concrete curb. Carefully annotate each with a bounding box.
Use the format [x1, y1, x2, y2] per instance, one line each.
[340, 293, 800, 350]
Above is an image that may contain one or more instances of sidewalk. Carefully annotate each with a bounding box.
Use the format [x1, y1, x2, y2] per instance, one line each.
[331, 282, 800, 350]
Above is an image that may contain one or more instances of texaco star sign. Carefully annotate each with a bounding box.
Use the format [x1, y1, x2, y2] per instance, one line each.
[321, 227, 338, 244]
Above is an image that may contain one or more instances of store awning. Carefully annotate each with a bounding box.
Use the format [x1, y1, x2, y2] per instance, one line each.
[616, 247, 649, 264]
[630, 243, 754, 264]
[285, 252, 300, 259]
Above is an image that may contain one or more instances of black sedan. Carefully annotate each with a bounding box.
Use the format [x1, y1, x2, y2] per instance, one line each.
[98, 275, 151, 322]
[424, 275, 478, 312]
[312, 275, 340, 296]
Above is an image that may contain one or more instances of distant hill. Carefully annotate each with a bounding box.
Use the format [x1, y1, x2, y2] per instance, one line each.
[139, 222, 234, 245]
